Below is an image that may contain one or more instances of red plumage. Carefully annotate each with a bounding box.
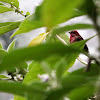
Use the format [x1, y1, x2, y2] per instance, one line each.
[69, 30, 88, 53]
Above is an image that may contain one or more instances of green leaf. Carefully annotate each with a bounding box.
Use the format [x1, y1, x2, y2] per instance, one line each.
[7, 39, 17, 74]
[0, 21, 21, 35]
[41, 55, 62, 70]
[0, 50, 14, 77]
[0, 5, 13, 13]
[25, 12, 30, 16]
[7, 67, 16, 75]
[0, 50, 8, 63]
[68, 84, 95, 100]
[56, 57, 68, 79]
[14, 81, 48, 100]
[45, 88, 67, 100]
[14, 61, 47, 100]
[14, 82, 48, 100]
[0, 22, 14, 27]
[0, 75, 9, 79]
[7, 39, 16, 53]
[0, 2, 3, 5]
[56, 57, 74, 79]
[18, 62, 28, 70]
[46, 34, 60, 43]
[70, 9, 86, 19]
[17, 61, 28, 75]
[28, 61, 35, 71]
[61, 64, 99, 90]
[14, 96, 25, 100]
[80, 0, 97, 22]
[45, 64, 99, 100]
[0, 0, 19, 8]
[23, 61, 45, 84]
[0, 33, 96, 73]
[31, 82, 49, 91]
[0, 34, 95, 72]
[58, 33, 70, 45]
[27, 93, 46, 100]
[0, 43, 3, 49]
[0, 81, 45, 97]
[56, 38, 88, 79]
[52, 24, 94, 36]
[57, 34, 96, 79]
[41, 0, 84, 28]
[28, 33, 48, 47]
[10, 6, 43, 38]
[0, 43, 82, 72]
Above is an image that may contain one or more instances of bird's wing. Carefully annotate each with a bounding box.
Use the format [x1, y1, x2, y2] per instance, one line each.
[75, 36, 83, 41]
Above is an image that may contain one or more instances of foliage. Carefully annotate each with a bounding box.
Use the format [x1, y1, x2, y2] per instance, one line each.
[0, 0, 100, 100]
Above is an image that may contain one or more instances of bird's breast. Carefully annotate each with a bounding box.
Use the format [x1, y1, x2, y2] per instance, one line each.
[70, 37, 77, 43]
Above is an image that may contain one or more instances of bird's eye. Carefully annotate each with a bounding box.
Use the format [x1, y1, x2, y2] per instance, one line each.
[71, 32, 75, 34]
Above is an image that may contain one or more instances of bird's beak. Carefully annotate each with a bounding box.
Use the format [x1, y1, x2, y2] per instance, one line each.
[68, 31, 71, 34]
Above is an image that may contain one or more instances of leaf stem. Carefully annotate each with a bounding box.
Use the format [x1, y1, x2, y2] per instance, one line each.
[55, 34, 68, 45]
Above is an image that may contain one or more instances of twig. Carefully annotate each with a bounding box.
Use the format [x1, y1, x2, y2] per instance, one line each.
[77, 57, 88, 65]
[15, 9, 25, 17]
[11, 5, 26, 17]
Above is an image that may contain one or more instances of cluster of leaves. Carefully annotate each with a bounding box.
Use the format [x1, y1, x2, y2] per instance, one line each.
[0, 0, 100, 100]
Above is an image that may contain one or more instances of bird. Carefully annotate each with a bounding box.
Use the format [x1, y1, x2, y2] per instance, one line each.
[69, 30, 89, 53]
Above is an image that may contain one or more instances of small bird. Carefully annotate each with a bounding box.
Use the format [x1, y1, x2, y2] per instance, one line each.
[69, 30, 88, 53]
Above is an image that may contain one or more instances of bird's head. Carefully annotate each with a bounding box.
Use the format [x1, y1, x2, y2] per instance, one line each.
[69, 30, 80, 37]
